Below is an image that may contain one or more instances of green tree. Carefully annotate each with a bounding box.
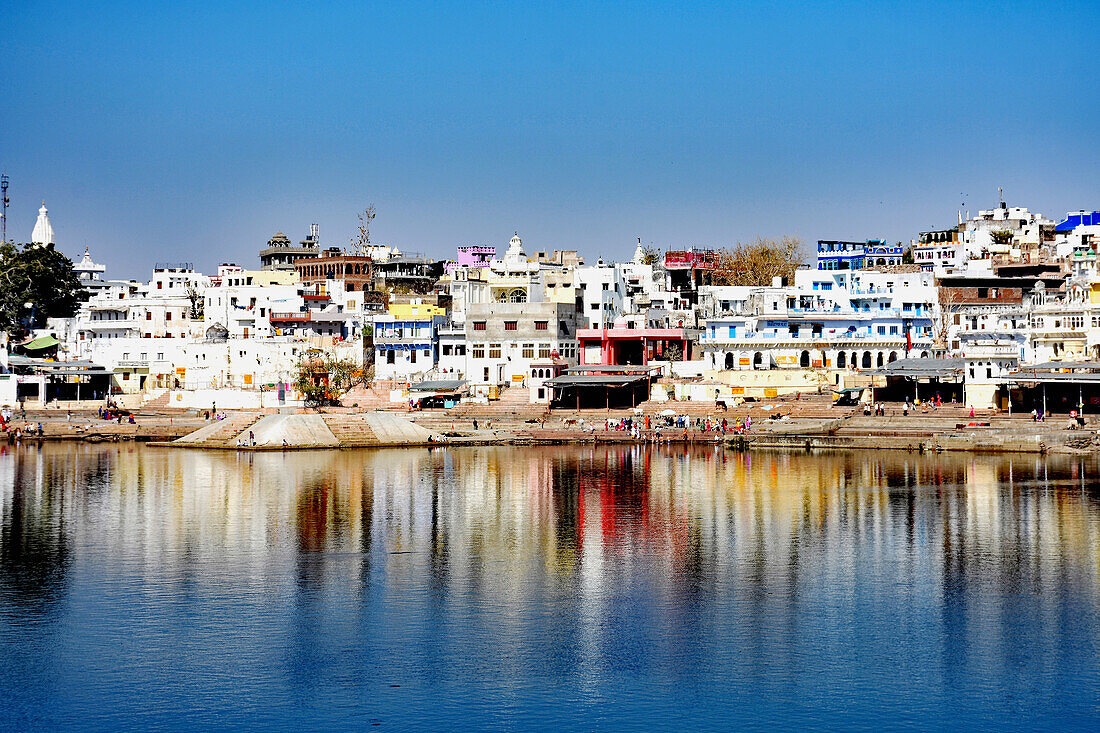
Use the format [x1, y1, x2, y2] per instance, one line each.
[640, 245, 661, 265]
[294, 349, 365, 407]
[0, 242, 86, 336]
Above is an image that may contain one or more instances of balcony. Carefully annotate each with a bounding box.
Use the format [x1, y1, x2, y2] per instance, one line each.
[270, 312, 311, 323]
[960, 344, 1021, 358]
[84, 320, 138, 331]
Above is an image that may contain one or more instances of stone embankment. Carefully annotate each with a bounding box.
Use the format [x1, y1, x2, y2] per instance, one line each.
[163, 412, 438, 450]
[7, 396, 1100, 455]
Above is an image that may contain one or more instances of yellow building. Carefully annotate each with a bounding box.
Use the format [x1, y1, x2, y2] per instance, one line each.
[388, 302, 446, 318]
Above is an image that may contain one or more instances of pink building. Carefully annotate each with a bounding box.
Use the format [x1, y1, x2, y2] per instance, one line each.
[445, 245, 496, 274]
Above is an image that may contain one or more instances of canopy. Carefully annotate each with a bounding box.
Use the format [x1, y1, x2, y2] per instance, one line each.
[409, 379, 466, 392]
[20, 335, 59, 351]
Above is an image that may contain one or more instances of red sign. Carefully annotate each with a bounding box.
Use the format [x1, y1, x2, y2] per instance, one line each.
[664, 250, 718, 269]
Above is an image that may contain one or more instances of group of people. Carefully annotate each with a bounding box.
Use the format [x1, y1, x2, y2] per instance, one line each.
[97, 404, 136, 424]
[864, 393, 959, 417]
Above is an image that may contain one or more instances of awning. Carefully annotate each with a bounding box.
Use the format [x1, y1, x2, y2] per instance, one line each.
[565, 365, 662, 375]
[20, 336, 59, 351]
[545, 374, 649, 387]
[409, 379, 466, 392]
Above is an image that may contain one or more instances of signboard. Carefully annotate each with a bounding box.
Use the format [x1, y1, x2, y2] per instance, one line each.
[664, 251, 718, 269]
[775, 355, 798, 366]
[738, 358, 751, 366]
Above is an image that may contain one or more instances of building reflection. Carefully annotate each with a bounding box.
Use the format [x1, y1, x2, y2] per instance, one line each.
[1, 444, 1099, 619]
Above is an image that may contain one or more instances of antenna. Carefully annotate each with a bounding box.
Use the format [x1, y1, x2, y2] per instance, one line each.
[1, 174, 8, 244]
[310, 222, 318, 242]
[999, 186, 1004, 207]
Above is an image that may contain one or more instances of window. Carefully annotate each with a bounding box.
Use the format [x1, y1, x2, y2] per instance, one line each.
[410, 349, 417, 363]
[522, 344, 534, 358]
[489, 343, 501, 359]
[877, 326, 886, 335]
[472, 344, 485, 359]
[535, 321, 548, 331]
[473, 321, 486, 331]
[146, 312, 152, 321]
[591, 303, 599, 310]
[539, 343, 552, 358]
[442, 345, 453, 356]
[889, 326, 898, 335]
[157, 353, 164, 360]
[505, 321, 518, 331]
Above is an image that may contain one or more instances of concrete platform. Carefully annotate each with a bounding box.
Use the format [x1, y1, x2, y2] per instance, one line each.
[160, 411, 440, 450]
[234, 415, 340, 448]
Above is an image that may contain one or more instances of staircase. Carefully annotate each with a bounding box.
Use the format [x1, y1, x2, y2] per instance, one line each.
[324, 415, 382, 446]
[173, 413, 262, 447]
[143, 390, 173, 409]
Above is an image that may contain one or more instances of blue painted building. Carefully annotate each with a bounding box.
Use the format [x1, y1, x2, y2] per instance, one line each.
[817, 239, 904, 270]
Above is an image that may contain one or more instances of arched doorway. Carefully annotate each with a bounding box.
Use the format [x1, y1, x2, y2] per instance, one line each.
[876, 352, 884, 367]
[837, 351, 847, 368]
[724, 352, 734, 370]
[753, 352, 764, 370]
[862, 352, 872, 369]
[800, 350, 810, 368]
[888, 351, 898, 362]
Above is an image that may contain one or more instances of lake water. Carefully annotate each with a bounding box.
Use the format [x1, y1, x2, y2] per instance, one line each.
[1, 443, 1099, 731]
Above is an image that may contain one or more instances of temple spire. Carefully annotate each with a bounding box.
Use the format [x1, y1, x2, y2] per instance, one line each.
[31, 201, 54, 245]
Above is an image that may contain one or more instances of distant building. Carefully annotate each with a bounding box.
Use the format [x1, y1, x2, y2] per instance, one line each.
[913, 228, 962, 272]
[259, 225, 320, 271]
[445, 245, 496, 274]
[816, 240, 902, 270]
[73, 246, 109, 298]
[295, 247, 374, 292]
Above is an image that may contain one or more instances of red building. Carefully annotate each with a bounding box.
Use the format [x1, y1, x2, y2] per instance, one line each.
[577, 327, 692, 365]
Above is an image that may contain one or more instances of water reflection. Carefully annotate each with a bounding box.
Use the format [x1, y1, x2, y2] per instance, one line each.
[1, 443, 1099, 729]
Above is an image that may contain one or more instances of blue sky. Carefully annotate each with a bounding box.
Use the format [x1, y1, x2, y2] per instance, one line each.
[2, 0, 1098, 278]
